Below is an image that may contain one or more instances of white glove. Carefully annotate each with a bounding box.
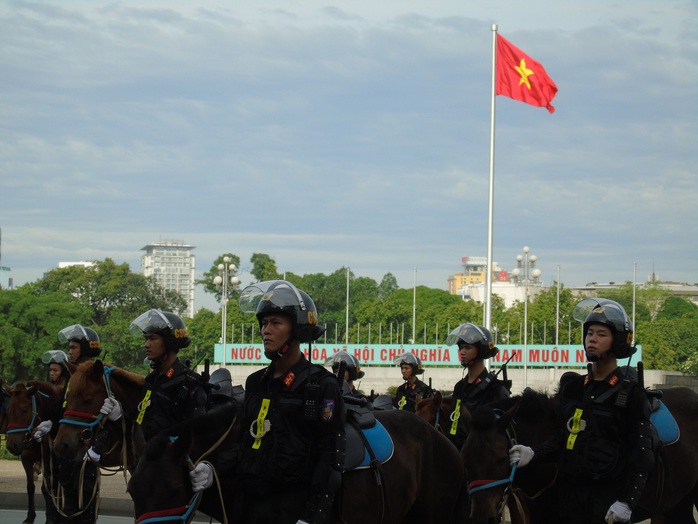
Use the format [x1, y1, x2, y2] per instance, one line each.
[33, 420, 53, 442]
[100, 397, 123, 421]
[509, 444, 534, 467]
[606, 501, 632, 522]
[84, 447, 101, 463]
[189, 463, 213, 492]
[296, 521, 310, 524]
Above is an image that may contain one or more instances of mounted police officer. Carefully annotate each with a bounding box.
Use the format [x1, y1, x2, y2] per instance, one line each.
[35, 350, 72, 524]
[393, 353, 432, 412]
[236, 280, 346, 524]
[98, 309, 213, 492]
[447, 322, 510, 449]
[325, 351, 367, 400]
[509, 298, 656, 523]
[33, 325, 102, 524]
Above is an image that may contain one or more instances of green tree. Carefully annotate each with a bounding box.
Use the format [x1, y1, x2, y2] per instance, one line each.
[250, 253, 280, 282]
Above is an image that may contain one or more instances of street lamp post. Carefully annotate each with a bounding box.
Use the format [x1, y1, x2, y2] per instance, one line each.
[511, 246, 542, 388]
[214, 256, 239, 369]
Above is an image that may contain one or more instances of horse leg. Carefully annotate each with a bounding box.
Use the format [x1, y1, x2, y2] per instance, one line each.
[21, 453, 37, 524]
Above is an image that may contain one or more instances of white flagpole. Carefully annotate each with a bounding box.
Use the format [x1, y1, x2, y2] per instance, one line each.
[484, 24, 498, 331]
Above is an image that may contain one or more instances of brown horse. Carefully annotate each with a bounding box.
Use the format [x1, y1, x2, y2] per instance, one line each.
[127, 405, 468, 524]
[4, 381, 63, 524]
[461, 387, 698, 524]
[415, 392, 531, 524]
[53, 360, 145, 469]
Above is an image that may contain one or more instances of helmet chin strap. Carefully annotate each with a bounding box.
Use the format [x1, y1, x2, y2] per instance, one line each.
[265, 337, 294, 362]
[586, 349, 611, 363]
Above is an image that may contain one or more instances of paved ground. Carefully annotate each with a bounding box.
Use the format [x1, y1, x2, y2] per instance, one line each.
[0, 459, 211, 522]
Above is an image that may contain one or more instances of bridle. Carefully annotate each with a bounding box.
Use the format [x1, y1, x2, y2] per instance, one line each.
[6, 386, 50, 441]
[59, 366, 117, 441]
[133, 414, 238, 524]
[466, 410, 523, 522]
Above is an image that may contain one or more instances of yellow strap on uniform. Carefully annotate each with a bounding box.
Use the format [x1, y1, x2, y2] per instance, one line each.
[566, 408, 584, 450]
[449, 398, 461, 435]
[397, 396, 407, 410]
[252, 398, 271, 450]
[136, 389, 152, 425]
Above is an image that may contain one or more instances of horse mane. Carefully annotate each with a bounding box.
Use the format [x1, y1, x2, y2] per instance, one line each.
[470, 388, 558, 432]
[26, 380, 61, 397]
[159, 401, 237, 439]
[109, 366, 145, 387]
[70, 360, 145, 393]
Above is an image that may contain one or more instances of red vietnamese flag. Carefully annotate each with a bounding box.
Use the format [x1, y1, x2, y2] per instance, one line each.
[496, 34, 558, 113]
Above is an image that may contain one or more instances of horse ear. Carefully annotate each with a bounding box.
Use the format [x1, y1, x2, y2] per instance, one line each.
[90, 361, 105, 380]
[434, 390, 443, 404]
[26, 381, 40, 398]
[496, 402, 520, 432]
[170, 428, 193, 460]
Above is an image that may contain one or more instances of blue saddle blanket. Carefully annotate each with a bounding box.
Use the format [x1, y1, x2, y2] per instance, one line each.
[651, 400, 679, 445]
[345, 420, 394, 471]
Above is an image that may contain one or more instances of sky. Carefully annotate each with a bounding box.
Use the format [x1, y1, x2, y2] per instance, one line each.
[1, 0, 696, 313]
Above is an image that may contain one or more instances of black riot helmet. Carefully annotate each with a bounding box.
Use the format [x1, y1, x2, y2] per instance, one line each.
[130, 309, 191, 354]
[41, 350, 72, 378]
[446, 322, 499, 361]
[573, 298, 636, 360]
[239, 280, 325, 343]
[394, 353, 424, 376]
[58, 324, 101, 359]
[325, 352, 365, 381]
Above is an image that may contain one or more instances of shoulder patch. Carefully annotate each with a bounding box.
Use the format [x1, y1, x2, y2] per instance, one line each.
[320, 399, 335, 422]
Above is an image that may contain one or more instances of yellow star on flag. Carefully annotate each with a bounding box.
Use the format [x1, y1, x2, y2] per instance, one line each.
[515, 58, 534, 89]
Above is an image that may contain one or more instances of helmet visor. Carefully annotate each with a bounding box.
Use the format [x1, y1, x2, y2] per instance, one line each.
[394, 353, 420, 366]
[129, 309, 173, 337]
[445, 323, 488, 346]
[324, 352, 355, 367]
[58, 324, 88, 344]
[42, 350, 69, 365]
[239, 280, 307, 314]
[573, 298, 631, 330]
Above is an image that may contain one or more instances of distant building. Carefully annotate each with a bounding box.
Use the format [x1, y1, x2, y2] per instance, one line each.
[141, 240, 196, 317]
[58, 261, 96, 269]
[447, 255, 546, 308]
[571, 281, 698, 306]
[447, 256, 507, 295]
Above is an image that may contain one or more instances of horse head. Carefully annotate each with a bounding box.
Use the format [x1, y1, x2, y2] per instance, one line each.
[128, 430, 198, 524]
[415, 390, 457, 435]
[5, 381, 58, 455]
[0, 381, 10, 433]
[461, 400, 521, 524]
[127, 401, 239, 524]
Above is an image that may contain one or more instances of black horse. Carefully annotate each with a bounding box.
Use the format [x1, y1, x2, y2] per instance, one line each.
[461, 387, 698, 524]
[127, 403, 467, 524]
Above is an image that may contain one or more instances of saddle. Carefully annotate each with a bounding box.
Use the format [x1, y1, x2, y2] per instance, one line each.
[649, 397, 679, 446]
[344, 402, 394, 471]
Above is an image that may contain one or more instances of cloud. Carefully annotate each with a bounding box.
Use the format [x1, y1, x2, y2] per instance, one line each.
[1, 0, 696, 299]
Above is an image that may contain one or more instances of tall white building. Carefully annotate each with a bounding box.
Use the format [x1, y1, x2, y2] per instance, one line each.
[141, 240, 196, 318]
